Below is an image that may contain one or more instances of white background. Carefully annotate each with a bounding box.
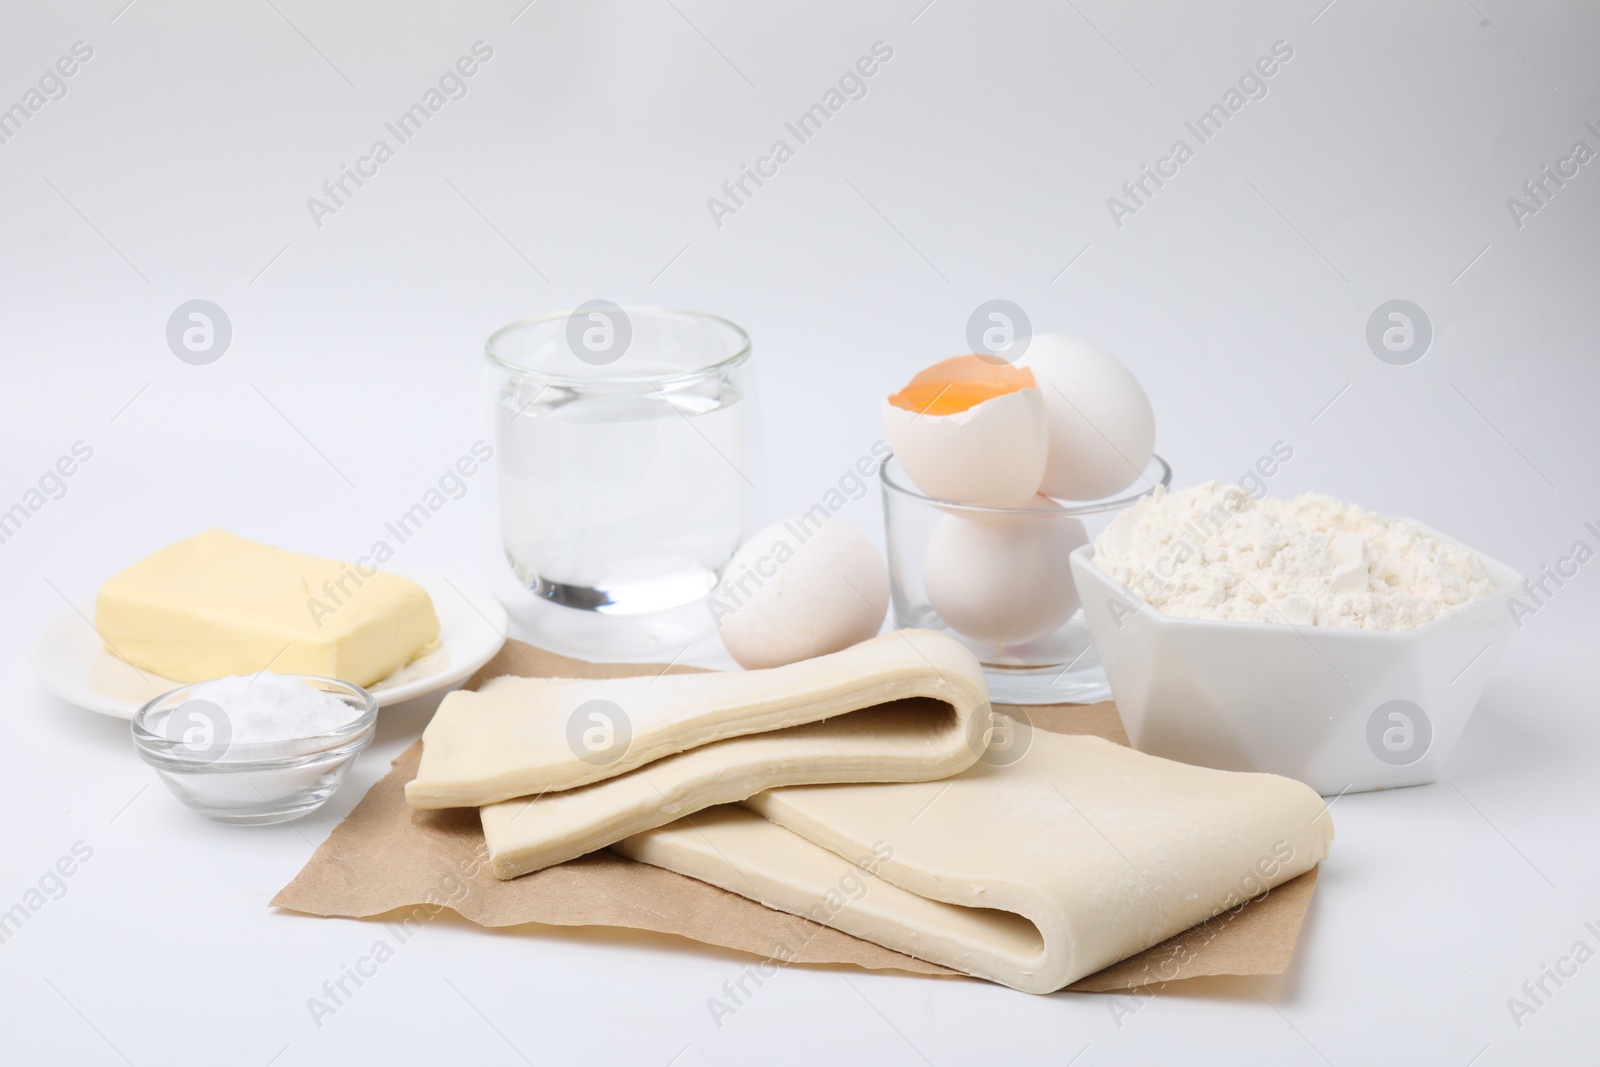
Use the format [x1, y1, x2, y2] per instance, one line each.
[3, 0, 1598, 1063]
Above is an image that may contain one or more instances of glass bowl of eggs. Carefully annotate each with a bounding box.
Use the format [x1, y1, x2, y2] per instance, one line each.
[877, 336, 1171, 704]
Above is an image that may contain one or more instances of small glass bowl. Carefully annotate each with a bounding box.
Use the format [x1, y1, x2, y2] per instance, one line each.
[879, 451, 1172, 704]
[131, 676, 378, 825]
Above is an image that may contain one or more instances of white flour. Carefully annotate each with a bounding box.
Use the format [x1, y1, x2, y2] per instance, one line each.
[1093, 482, 1493, 630]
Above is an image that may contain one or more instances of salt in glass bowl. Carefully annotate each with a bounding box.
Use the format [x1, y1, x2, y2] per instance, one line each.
[131, 675, 378, 824]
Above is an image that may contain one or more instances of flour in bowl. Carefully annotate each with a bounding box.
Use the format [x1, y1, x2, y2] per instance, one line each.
[1092, 482, 1492, 630]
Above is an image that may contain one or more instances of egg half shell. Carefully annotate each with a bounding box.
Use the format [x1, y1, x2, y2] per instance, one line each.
[883, 388, 1048, 507]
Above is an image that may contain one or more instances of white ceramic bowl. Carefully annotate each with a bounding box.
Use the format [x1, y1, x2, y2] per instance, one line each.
[1069, 528, 1524, 795]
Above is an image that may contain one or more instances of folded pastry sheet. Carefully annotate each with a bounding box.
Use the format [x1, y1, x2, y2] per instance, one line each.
[480, 696, 973, 878]
[405, 630, 991, 877]
[614, 731, 1333, 993]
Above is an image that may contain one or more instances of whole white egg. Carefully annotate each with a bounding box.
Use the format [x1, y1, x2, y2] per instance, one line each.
[712, 518, 889, 669]
[924, 498, 1088, 647]
[1021, 335, 1156, 500]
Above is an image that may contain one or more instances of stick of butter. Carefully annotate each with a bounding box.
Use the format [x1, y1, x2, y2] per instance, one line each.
[96, 529, 440, 687]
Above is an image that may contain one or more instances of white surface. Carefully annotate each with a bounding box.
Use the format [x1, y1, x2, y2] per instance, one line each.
[28, 573, 509, 717]
[1072, 535, 1524, 793]
[1, 1, 1597, 1065]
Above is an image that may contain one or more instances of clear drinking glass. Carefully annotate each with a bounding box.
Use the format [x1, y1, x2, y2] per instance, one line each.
[488, 307, 758, 618]
[880, 452, 1172, 704]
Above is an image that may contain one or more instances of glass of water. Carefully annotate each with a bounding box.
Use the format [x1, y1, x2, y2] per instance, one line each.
[487, 307, 758, 619]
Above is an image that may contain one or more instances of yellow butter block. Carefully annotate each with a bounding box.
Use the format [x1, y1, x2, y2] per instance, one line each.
[96, 529, 440, 687]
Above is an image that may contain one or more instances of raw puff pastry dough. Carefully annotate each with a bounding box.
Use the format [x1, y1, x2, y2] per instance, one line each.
[408, 631, 989, 878]
[409, 630, 985, 809]
[616, 731, 1333, 993]
[480, 697, 976, 878]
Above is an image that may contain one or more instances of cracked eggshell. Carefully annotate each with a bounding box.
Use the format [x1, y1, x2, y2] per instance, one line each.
[924, 498, 1089, 647]
[882, 388, 1049, 507]
[1022, 334, 1156, 500]
[713, 519, 889, 670]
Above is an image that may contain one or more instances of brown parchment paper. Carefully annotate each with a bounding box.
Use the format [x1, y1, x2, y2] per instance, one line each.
[272, 640, 1322, 992]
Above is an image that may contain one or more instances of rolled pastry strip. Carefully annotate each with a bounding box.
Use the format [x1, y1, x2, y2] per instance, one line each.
[407, 630, 988, 809]
[481, 697, 973, 879]
[615, 731, 1333, 993]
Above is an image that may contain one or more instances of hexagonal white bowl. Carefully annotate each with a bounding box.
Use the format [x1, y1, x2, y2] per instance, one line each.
[1069, 530, 1524, 796]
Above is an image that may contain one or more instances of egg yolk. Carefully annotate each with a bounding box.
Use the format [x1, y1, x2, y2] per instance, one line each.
[886, 355, 1038, 417]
